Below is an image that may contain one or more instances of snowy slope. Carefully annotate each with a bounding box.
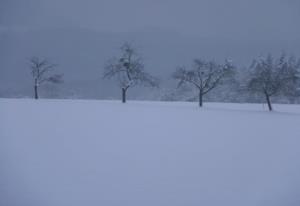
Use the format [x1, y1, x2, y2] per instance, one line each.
[1, 99, 300, 206]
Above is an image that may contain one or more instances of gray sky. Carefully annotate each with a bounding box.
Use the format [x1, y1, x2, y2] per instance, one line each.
[1, 0, 300, 38]
[1, 0, 300, 98]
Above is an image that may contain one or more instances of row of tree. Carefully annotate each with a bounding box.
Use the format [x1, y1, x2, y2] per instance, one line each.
[29, 42, 300, 111]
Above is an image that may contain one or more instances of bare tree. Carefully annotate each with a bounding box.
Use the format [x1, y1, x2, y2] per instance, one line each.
[247, 54, 299, 111]
[173, 59, 234, 107]
[103, 43, 159, 103]
[30, 57, 63, 99]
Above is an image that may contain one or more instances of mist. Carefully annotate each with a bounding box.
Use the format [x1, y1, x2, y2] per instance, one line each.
[1, 2, 300, 206]
[1, 0, 300, 99]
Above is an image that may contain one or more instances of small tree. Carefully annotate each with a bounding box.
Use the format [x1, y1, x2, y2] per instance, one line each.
[173, 59, 234, 107]
[103, 43, 158, 103]
[30, 57, 63, 99]
[247, 54, 299, 111]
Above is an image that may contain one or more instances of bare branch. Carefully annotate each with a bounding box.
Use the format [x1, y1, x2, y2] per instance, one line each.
[247, 54, 300, 110]
[103, 42, 159, 89]
[29, 57, 62, 85]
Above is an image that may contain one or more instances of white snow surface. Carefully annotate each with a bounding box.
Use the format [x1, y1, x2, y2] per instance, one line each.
[1, 99, 300, 206]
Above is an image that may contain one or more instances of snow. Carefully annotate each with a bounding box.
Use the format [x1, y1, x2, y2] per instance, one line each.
[1, 99, 300, 206]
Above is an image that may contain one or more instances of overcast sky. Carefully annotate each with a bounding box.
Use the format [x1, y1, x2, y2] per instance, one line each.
[1, 0, 300, 97]
[1, 0, 300, 39]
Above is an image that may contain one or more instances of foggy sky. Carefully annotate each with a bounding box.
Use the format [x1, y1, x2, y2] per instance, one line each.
[1, 0, 300, 38]
[1, 0, 300, 98]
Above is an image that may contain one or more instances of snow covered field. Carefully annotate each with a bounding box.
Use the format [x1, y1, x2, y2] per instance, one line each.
[1, 99, 300, 206]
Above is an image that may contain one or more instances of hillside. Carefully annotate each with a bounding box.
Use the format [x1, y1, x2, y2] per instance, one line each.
[1, 99, 300, 206]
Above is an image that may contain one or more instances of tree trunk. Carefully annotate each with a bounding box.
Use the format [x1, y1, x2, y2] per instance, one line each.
[265, 94, 272, 111]
[122, 88, 127, 103]
[199, 90, 203, 107]
[34, 84, 38, 99]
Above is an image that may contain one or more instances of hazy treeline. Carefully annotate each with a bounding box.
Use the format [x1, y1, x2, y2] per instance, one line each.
[4, 42, 300, 111]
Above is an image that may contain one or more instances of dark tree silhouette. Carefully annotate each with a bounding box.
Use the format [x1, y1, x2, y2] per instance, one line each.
[173, 59, 234, 107]
[30, 57, 63, 99]
[103, 43, 158, 103]
[247, 54, 299, 111]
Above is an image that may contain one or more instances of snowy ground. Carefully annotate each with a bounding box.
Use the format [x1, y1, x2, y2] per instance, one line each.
[1, 99, 300, 206]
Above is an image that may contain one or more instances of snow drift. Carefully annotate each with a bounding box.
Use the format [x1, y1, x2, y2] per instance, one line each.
[1, 99, 300, 206]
